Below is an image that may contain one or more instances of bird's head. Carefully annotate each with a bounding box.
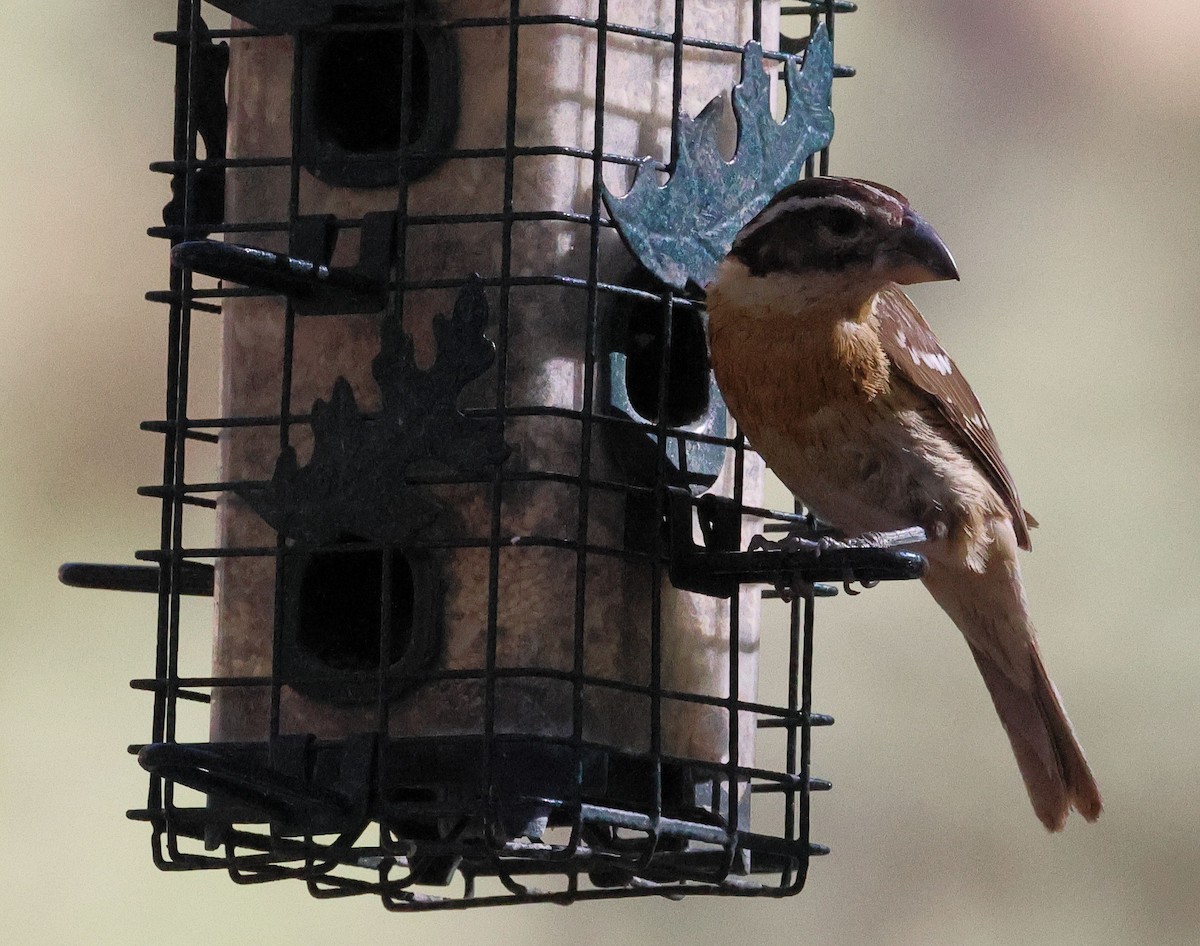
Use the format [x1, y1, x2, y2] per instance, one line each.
[725, 176, 958, 301]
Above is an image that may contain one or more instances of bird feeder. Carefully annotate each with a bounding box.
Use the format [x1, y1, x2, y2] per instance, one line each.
[61, 0, 925, 907]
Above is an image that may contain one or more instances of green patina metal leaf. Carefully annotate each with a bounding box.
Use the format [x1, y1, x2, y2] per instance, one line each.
[603, 27, 834, 290]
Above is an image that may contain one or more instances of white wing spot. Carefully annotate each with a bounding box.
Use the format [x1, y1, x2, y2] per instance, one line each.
[909, 348, 953, 375]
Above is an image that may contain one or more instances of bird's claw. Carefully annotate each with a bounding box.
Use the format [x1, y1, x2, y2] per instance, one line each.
[750, 530, 820, 556]
[751, 525, 924, 601]
[773, 573, 808, 603]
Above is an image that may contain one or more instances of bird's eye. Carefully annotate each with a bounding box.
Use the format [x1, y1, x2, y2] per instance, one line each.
[823, 207, 864, 237]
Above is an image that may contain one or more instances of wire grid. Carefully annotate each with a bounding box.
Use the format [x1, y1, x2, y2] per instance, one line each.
[132, 0, 855, 908]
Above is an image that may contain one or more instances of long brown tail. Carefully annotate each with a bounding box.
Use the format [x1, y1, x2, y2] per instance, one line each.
[922, 536, 1103, 831]
[967, 638, 1103, 831]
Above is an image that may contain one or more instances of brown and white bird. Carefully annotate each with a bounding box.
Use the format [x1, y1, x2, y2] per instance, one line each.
[705, 176, 1102, 831]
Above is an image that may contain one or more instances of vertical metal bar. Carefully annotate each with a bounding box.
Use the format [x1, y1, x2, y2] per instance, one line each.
[668, 0, 685, 173]
[565, 0, 610, 861]
[371, 6, 419, 855]
[819, 0, 835, 175]
[648, 0, 691, 856]
[389, 0, 414, 326]
[160, 0, 206, 866]
[152, 0, 191, 759]
[648, 289, 675, 838]
[371, 0, 419, 758]
[377, 549, 393, 733]
[781, 578, 802, 887]
[166, 0, 207, 751]
[788, 0, 836, 875]
[802, 3, 818, 178]
[798, 585, 816, 861]
[150, 0, 196, 844]
[805, 3, 836, 868]
[398, 4, 416, 155]
[269, 26, 306, 742]
[484, 0, 522, 832]
[727, 426, 747, 847]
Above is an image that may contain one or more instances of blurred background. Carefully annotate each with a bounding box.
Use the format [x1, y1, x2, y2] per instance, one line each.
[2, 1, 1197, 943]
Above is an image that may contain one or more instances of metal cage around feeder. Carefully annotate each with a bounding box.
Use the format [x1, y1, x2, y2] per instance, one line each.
[59, 0, 927, 908]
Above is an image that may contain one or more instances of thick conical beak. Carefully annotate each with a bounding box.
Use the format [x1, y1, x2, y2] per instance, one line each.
[888, 209, 960, 284]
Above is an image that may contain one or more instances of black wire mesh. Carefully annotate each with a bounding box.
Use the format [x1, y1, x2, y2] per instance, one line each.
[54, 0, 929, 909]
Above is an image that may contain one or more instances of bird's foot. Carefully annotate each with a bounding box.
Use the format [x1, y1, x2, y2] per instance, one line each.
[748, 528, 828, 601]
[749, 530, 820, 556]
[749, 525, 927, 600]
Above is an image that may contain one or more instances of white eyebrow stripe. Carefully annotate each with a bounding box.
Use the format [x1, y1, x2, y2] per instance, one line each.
[734, 193, 867, 244]
[855, 182, 905, 214]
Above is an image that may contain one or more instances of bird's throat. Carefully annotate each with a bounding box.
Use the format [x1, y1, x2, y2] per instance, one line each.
[707, 271, 891, 419]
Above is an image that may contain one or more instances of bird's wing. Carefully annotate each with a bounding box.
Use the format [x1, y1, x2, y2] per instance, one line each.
[873, 284, 1035, 550]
